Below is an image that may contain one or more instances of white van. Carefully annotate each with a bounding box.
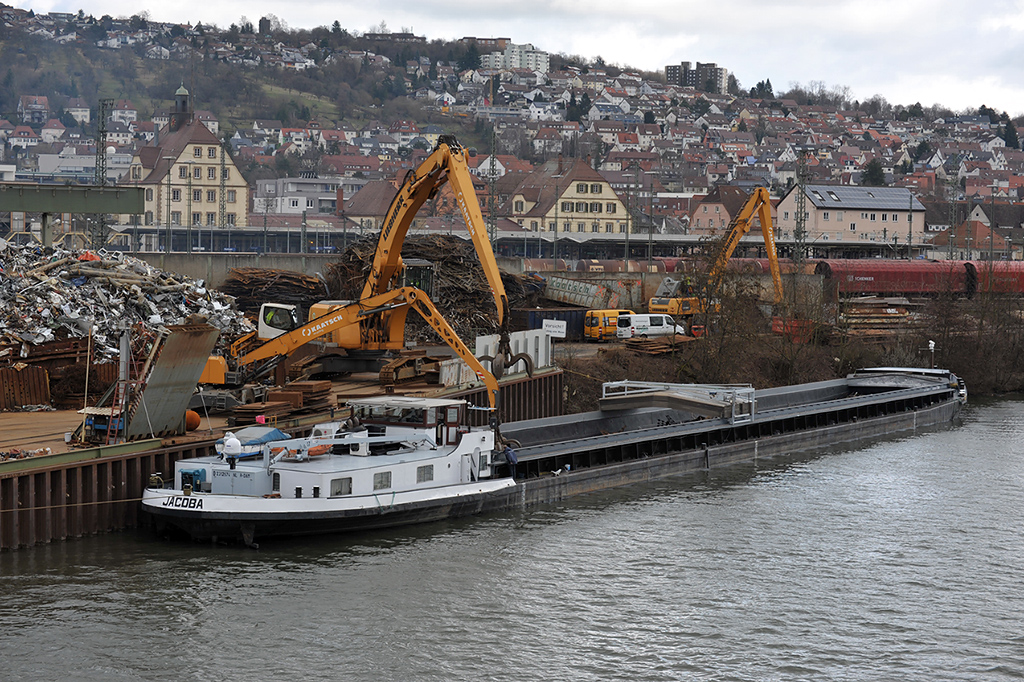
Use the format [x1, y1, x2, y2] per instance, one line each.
[616, 313, 687, 339]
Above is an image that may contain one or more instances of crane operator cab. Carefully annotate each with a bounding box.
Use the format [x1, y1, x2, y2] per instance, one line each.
[258, 304, 301, 340]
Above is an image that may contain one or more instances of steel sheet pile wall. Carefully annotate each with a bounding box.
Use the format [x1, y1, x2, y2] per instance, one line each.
[454, 370, 564, 427]
[0, 440, 217, 551]
[0, 366, 50, 410]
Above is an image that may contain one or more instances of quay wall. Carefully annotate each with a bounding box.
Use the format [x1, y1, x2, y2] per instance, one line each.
[0, 439, 214, 551]
[135, 253, 666, 306]
[135, 254, 798, 314]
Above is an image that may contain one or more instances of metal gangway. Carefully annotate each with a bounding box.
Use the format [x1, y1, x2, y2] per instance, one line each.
[600, 381, 756, 424]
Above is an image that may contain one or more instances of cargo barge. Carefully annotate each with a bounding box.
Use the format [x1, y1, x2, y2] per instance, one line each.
[142, 367, 964, 545]
[503, 367, 964, 508]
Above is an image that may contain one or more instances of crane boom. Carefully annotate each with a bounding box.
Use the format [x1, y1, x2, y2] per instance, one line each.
[706, 186, 783, 305]
[649, 186, 784, 317]
[363, 135, 510, 327]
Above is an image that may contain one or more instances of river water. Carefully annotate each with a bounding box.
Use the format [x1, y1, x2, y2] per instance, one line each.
[2, 400, 1023, 681]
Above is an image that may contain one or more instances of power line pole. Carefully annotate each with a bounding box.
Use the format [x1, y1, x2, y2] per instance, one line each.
[92, 98, 113, 250]
[946, 174, 958, 260]
[647, 170, 654, 271]
[794, 154, 808, 264]
[907, 187, 913, 259]
[487, 127, 498, 244]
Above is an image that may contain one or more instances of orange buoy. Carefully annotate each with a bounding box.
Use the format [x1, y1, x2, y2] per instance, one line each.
[184, 410, 201, 431]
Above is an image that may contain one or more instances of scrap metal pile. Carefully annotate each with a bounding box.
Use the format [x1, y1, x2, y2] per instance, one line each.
[218, 267, 329, 316]
[0, 240, 253, 362]
[322, 234, 545, 341]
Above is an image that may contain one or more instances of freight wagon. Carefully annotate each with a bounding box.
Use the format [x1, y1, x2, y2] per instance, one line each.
[969, 260, 1024, 294]
[816, 259, 1024, 298]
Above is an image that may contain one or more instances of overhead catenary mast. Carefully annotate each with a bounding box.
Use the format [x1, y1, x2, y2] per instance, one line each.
[793, 153, 808, 264]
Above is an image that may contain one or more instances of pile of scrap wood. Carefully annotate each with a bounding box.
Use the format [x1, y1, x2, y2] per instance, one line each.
[218, 267, 329, 316]
[229, 380, 333, 426]
[322, 234, 544, 342]
[623, 335, 691, 355]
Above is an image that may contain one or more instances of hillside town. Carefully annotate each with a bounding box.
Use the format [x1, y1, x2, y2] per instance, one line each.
[1, 5, 1023, 259]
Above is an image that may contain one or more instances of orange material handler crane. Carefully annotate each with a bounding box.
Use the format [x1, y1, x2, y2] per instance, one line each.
[649, 186, 783, 318]
[198, 136, 530, 411]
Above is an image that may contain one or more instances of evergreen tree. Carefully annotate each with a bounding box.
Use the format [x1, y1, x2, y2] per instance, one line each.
[1004, 120, 1019, 149]
[861, 159, 886, 186]
[457, 42, 480, 71]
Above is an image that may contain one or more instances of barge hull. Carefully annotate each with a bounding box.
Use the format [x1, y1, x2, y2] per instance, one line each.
[516, 396, 958, 506]
[146, 391, 958, 543]
[147, 486, 520, 542]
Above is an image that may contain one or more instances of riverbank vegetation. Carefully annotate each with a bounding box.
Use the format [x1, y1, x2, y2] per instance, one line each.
[558, 274, 1024, 414]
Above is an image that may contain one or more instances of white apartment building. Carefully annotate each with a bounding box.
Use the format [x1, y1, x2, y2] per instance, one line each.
[481, 43, 550, 72]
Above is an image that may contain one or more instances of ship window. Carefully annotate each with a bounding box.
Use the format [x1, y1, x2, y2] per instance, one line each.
[331, 477, 353, 496]
[446, 407, 460, 424]
[272, 473, 280, 491]
[416, 465, 433, 483]
[373, 471, 392, 490]
[401, 408, 424, 424]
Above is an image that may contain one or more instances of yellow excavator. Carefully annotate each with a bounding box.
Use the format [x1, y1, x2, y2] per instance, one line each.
[198, 135, 531, 411]
[649, 186, 783, 319]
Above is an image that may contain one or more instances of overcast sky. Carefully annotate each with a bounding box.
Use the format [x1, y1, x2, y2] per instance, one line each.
[21, 0, 1024, 116]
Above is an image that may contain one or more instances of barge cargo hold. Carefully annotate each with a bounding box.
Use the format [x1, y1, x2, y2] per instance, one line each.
[142, 367, 964, 545]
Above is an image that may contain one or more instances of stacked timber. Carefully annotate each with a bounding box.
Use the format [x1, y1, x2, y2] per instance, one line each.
[230, 401, 294, 426]
[281, 381, 333, 413]
[229, 380, 334, 426]
[839, 297, 919, 343]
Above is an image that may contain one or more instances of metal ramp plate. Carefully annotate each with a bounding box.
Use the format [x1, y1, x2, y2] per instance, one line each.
[124, 324, 219, 440]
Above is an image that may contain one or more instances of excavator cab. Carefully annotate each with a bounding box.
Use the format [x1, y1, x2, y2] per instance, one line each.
[257, 304, 301, 340]
[402, 259, 437, 299]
